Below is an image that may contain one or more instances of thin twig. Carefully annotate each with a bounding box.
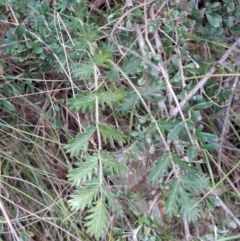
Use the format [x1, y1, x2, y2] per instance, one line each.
[215, 196, 240, 228]
[0, 198, 21, 241]
[134, 23, 147, 59]
[183, 215, 191, 240]
[170, 37, 240, 116]
[218, 77, 238, 175]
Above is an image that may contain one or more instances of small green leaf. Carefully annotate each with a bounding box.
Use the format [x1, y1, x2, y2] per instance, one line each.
[16, 23, 25, 40]
[1, 100, 15, 112]
[3, 85, 12, 97]
[33, 42, 43, 54]
[206, 13, 222, 28]
[187, 146, 198, 160]
[51, 117, 62, 130]
[148, 23, 158, 33]
[193, 102, 213, 110]
[168, 121, 184, 141]
[197, 132, 218, 143]
[171, 57, 179, 67]
[98, 85, 126, 110]
[201, 143, 219, 150]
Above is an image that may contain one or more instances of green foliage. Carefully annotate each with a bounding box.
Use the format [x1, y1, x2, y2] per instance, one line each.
[98, 85, 126, 110]
[68, 155, 98, 186]
[99, 124, 126, 146]
[68, 183, 99, 211]
[68, 92, 95, 113]
[64, 126, 96, 157]
[85, 199, 110, 240]
[1, 0, 239, 240]
[147, 152, 172, 185]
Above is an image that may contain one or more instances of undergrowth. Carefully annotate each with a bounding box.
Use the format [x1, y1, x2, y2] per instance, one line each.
[0, 0, 240, 240]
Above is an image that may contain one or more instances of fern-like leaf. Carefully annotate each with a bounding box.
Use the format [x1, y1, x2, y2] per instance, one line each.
[179, 174, 209, 193]
[98, 84, 126, 110]
[165, 179, 180, 217]
[68, 155, 98, 186]
[146, 118, 182, 138]
[180, 190, 201, 223]
[72, 62, 94, 80]
[68, 183, 99, 211]
[147, 152, 171, 185]
[121, 55, 141, 76]
[99, 124, 126, 146]
[85, 199, 110, 240]
[101, 151, 127, 177]
[64, 126, 96, 157]
[174, 157, 199, 174]
[68, 92, 95, 113]
[102, 186, 122, 214]
[93, 48, 112, 68]
[119, 92, 140, 113]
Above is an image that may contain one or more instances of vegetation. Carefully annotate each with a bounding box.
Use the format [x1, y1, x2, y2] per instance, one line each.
[0, 0, 240, 240]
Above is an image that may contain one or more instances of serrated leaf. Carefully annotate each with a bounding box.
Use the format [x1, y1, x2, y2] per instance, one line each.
[98, 85, 126, 110]
[99, 124, 126, 146]
[68, 155, 98, 186]
[196, 132, 218, 143]
[105, 67, 120, 82]
[119, 93, 139, 112]
[174, 157, 198, 174]
[72, 62, 94, 80]
[102, 187, 121, 213]
[85, 199, 110, 240]
[179, 174, 209, 193]
[147, 118, 182, 138]
[93, 48, 112, 68]
[64, 126, 96, 157]
[101, 151, 127, 177]
[180, 190, 201, 222]
[68, 92, 95, 113]
[121, 55, 141, 76]
[165, 179, 179, 217]
[68, 183, 99, 211]
[148, 153, 171, 185]
[1, 100, 15, 112]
